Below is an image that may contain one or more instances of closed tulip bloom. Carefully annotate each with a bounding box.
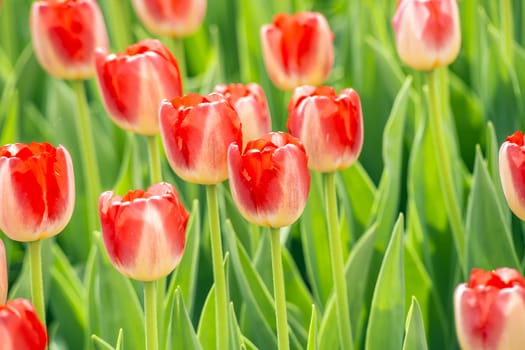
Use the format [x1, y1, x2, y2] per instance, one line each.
[95, 39, 182, 135]
[454, 268, 525, 350]
[131, 0, 207, 37]
[30, 0, 108, 80]
[159, 93, 242, 184]
[499, 131, 525, 220]
[260, 12, 334, 90]
[228, 132, 310, 228]
[392, 0, 461, 70]
[214, 83, 272, 146]
[0, 299, 48, 350]
[0, 143, 75, 242]
[287, 85, 363, 172]
[99, 182, 189, 281]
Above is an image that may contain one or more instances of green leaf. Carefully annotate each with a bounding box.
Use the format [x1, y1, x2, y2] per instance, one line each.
[169, 288, 203, 350]
[365, 215, 405, 350]
[196, 284, 217, 350]
[402, 297, 428, 350]
[306, 305, 317, 350]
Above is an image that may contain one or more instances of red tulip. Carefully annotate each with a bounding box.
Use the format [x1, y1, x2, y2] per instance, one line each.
[287, 85, 363, 172]
[228, 132, 310, 228]
[454, 268, 525, 350]
[392, 0, 461, 70]
[499, 131, 525, 220]
[260, 12, 334, 90]
[95, 39, 182, 135]
[0, 142, 75, 242]
[30, 0, 109, 80]
[99, 182, 189, 281]
[131, 0, 207, 37]
[159, 93, 242, 184]
[0, 299, 48, 350]
[214, 83, 272, 146]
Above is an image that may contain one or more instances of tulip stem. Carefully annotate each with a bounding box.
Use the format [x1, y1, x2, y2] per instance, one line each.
[72, 80, 101, 236]
[427, 68, 466, 273]
[144, 280, 158, 350]
[270, 227, 290, 350]
[147, 135, 163, 184]
[324, 172, 353, 350]
[206, 184, 228, 350]
[29, 240, 45, 325]
[500, 0, 514, 67]
[172, 38, 187, 93]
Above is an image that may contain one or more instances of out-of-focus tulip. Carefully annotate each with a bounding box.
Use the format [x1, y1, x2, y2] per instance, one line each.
[0, 143, 75, 242]
[0, 240, 6, 305]
[131, 0, 207, 37]
[30, 0, 109, 80]
[287, 85, 363, 173]
[99, 182, 189, 281]
[392, 0, 461, 70]
[228, 132, 310, 228]
[0, 299, 48, 350]
[260, 12, 334, 90]
[95, 39, 182, 135]
[214, 83, 272, 146]
[454, 268, 525, 350]
[499, 131, 525, 220]
[159, 93, 242, 184]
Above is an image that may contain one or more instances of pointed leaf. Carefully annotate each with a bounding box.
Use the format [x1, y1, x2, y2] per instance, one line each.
[402, 297, 428, 350]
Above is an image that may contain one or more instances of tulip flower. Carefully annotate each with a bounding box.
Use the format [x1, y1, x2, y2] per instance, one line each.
[0, 298, 48, 350]
[499, 131, 525, 221]
[392, 0, 461, 70]
[214, 83, 272, 146]
[287, 85, 363, 172]
[228, 132, 310, 228]
[454, 268, 525, 350]
[95, 39, 183, 135]
[131, 0, 207, 37]
[260, 12, 334, 90]
[0, 142, 75, 242]
[30, 0, 109, 80]
[159, 93, 242, 184]
[99, 182, 189, 281]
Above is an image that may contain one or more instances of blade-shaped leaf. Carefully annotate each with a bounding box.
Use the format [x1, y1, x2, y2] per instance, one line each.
[402, 297, 428, 350]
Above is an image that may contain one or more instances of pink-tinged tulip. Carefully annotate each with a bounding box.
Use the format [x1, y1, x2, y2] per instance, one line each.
[159, 93, 242, 184]
[99, 182, 189, 281]
[392, 0, 461, 70]
[0, 240, 6, 305]
[214, 83, 272, 146]
[260, 12, 334, 90]
[228, 132, 310, 228]
[0, 299, 48, 350]
[454, 268, 525, 350]
[0, 143, 75, 242]
[95, 39, 182, 135]
[499, 131, 525, 220]
[30, 0, 108, 80]
[131, 0, 207, 37]
[287, 85, 363, 172]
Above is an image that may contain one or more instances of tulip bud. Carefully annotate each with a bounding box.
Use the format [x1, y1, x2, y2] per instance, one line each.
[392, 0, 461, 70]
[0, 143, 75, 242]
[228, 132, 310, 228]
[30, 0, 109, 80]
[159, 93, 242, 184]
[131, 0, 207, 37]
[0, 299, 48, 350]
[260, 12, 334, 90]
[95, 39, 182, 135]
[287, 85, 363, 172]
[214, 83, 272, 146]
[499, 131, 525, 220]
[99, 182, 189, 281]
[454, 268, 525, 350]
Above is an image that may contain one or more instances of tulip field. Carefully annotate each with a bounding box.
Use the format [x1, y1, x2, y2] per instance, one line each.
[2, 0, 525, 349]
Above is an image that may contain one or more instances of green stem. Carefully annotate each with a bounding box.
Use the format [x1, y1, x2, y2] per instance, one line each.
[144, 281, 158, 350]
[72, 80, 100, 235]
[29, 240, 45, 325]
[172, 38, 187, 93]
[146, 135, 162, 184]
[270, 227, 289, 350]
[500, 0, 514, 66]
[324, 172, 353, 350]
[427, 69, 466, 273]
[106, 0, 133, 51]
[206, 185, 228, 350]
